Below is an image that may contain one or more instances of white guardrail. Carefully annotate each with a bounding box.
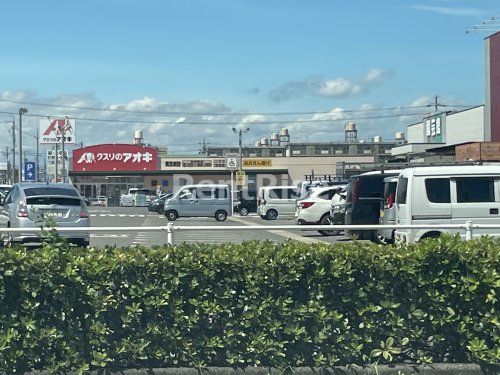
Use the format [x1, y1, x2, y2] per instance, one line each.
[0, 220, 496, 245]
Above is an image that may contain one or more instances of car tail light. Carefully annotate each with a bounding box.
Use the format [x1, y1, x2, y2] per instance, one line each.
[299, 201, 315, 209]
[17, 201, 28, 218]
[80, 202, 89, 218]
[351, 178, 359, 203]
[385, 192, 395, 209]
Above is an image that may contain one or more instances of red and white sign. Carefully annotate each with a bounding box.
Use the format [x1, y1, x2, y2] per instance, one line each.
[39, 118, 76, 144]
[72, 144, 158, 172]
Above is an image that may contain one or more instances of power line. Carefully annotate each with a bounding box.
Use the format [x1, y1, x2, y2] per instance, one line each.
[0, 109, 429, 125]
[0, 98, 471, 116]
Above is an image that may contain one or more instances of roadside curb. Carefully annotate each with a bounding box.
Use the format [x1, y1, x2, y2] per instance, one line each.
[23, 363, 486, 375]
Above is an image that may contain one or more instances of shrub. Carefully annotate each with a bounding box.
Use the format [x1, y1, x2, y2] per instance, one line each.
[0, 235, 498, 373]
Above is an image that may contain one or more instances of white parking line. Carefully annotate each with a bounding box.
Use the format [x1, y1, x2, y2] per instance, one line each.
[90, 234, 129, 238]
[92, 214, 146, 218]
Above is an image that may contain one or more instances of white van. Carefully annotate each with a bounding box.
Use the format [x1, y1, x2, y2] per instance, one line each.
[164, 184, 231, 222]
[395, 166, 500, 243]
[257, 186, 298, 220]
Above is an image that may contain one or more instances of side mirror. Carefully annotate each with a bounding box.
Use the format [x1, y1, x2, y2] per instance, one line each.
[0, 197, 4, 206]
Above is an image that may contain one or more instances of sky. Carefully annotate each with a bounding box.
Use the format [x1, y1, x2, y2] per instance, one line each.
[0, 0, 498, 157]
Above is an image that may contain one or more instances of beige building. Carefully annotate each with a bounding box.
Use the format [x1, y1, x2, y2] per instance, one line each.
[159, 154, 377, 190]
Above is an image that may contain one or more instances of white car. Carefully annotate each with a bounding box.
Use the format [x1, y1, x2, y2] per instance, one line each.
[257, 186, 298, 220]
[120, 194, 134, 207]
[295, 185, 346, 236]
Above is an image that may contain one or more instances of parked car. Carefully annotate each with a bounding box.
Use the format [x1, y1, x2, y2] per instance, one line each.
[120, 194, 134, 207]
[164, 184, 231, 221]
[257, 186, 298, 220]
[148, 193, 173, 214]
[296, 179, 348, 200]
[295, 185, 346, 235]
[395, 165, 500, 243]
[344, 170, 401, 241]
[234, 189, 257, 216]
[92, 196, 108, 207]
[377, 176, 398, 244]
[134, 192, 150, 207]
[0, 183, 90, 247]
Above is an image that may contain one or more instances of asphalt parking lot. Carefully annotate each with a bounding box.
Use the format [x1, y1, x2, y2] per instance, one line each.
[89, 207, 352, 248]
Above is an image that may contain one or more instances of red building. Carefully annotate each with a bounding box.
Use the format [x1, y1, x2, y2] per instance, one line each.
[69, 143, 166, 205]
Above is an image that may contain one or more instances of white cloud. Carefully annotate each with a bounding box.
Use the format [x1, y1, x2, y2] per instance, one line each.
[317, 79, 361, 97]
[268, 69, 393, 102]
[0, 90, 469, 156]
[412, 5, 486, 16]
[240, 114, 265, 124]
[364, 68, 392, 83]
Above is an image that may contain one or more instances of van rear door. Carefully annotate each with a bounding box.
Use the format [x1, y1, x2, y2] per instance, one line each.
[450, 176, 500, 236]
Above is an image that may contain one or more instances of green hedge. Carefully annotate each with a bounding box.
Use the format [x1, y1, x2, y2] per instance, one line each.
[0, 235, 498, 373]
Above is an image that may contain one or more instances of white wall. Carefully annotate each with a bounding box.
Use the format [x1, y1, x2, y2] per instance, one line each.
[445, 106, 485, 146]
[407, 122, 424, 143]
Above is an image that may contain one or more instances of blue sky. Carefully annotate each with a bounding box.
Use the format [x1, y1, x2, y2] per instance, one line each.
[0, 0, 498, 152]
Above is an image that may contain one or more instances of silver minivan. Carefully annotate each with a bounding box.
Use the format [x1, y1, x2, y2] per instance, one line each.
[257, 186, 298, 220]
[0, 183, 90, 247]
[164, 184, 231, 222]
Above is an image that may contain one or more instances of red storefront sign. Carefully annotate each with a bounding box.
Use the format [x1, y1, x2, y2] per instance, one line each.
[72, 144, 158, 172]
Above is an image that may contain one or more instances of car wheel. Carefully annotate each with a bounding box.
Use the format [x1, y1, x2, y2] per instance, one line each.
[318, 215, 340, 236]
[4, 234, 13, 248]
[215, 210, 227, 222]
[266, 209, 278, 220]
[166, 210, 178, 221]
[239, 207, 249, 216]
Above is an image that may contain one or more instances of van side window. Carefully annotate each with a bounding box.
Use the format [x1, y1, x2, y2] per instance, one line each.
[456, 177, 495, 203]
[425, 178, 450, 203]
[197, 187, 213, 199]
[214, 188, 227, 199]
[396, 177, 408, 204]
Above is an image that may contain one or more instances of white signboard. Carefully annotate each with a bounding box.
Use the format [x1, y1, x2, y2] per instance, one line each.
[46, 150, 69, 161]
[225, 154, 239, 170]
[39, 118, 76, 144]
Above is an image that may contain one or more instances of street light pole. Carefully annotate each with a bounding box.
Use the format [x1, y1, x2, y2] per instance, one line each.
[11, 118, 15, 184]
[232, 127, 250, 172]
[18, 108, 28, 183]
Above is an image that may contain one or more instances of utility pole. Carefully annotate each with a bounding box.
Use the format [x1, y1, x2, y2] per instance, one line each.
[433, 95, 445, 112]
[55, 143, 59, 183]
[198, 138, 210, 155]
[18, 108, 28, 182]
[61, 117, 68, 183]
[10, 118, 15, 184]
[5, 146, 9, 184]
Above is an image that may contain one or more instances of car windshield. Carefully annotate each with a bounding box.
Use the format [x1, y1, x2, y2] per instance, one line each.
[23, 187, 79, 197]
